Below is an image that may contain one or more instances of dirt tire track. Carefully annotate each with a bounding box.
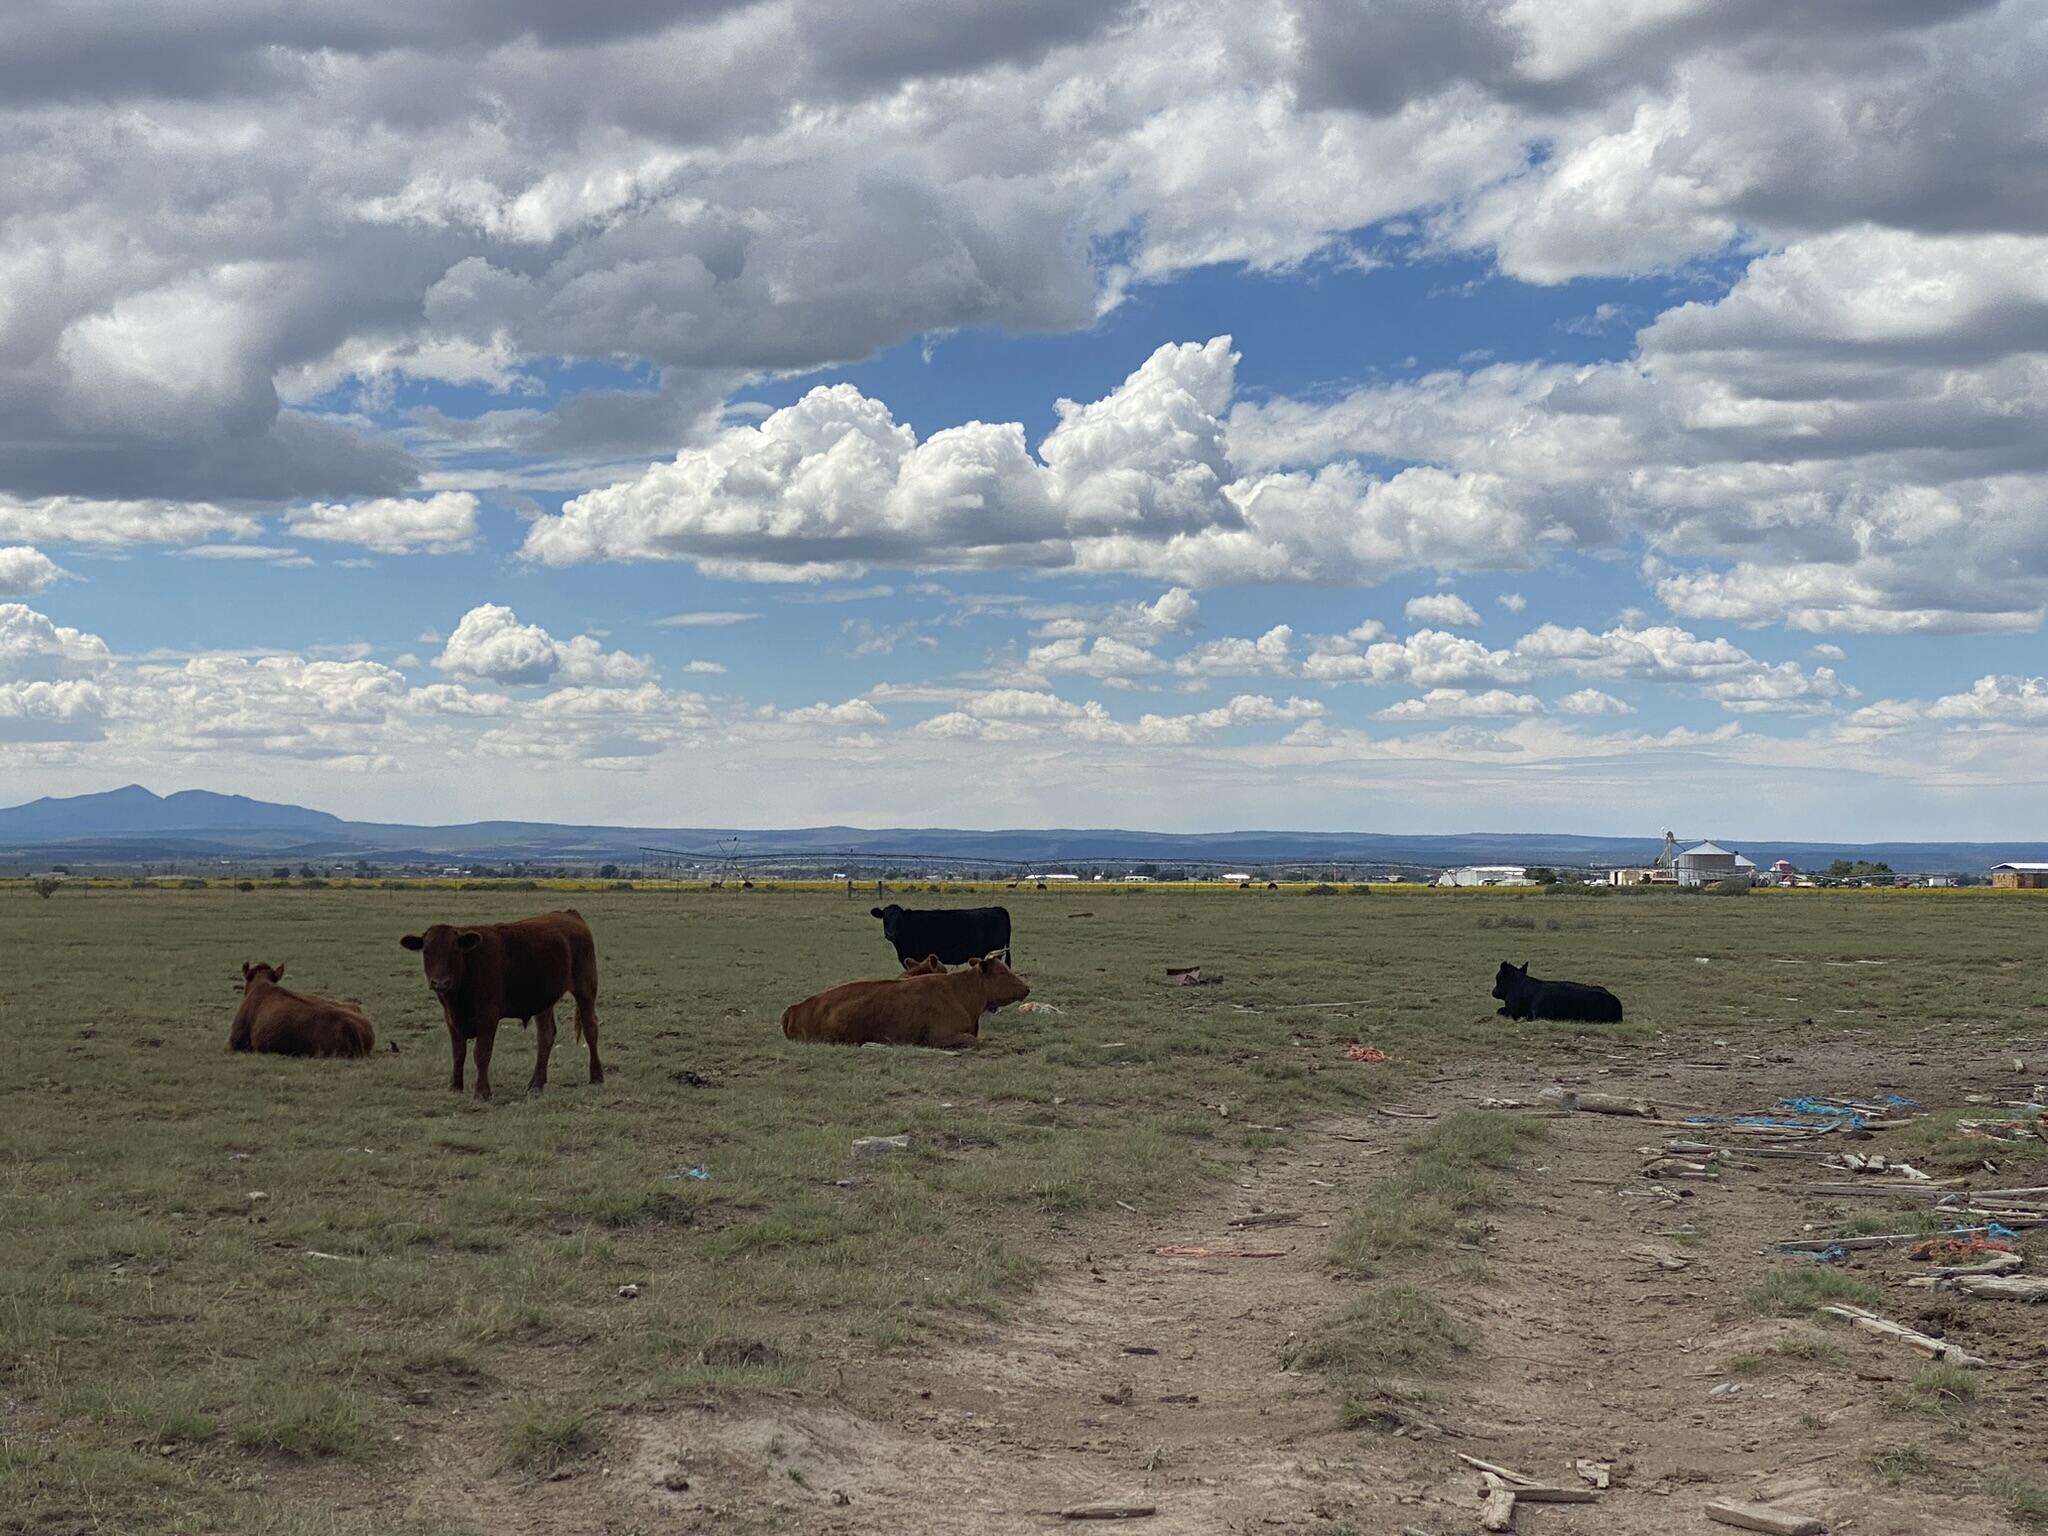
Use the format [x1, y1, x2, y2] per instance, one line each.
[383, 1040, 2044, 1535]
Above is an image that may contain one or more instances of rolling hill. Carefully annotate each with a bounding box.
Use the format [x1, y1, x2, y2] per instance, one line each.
[0, 785, 2036, 875]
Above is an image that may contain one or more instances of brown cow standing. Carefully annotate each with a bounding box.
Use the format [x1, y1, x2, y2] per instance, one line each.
[229, 963, 376, 1058]
[781, 956, 1029, 1048]
[399, 910, 602, 1100]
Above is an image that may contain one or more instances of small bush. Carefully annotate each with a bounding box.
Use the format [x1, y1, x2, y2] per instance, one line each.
[499, 1405, 597, 1475]
[1348, 883, 1373, 894]
[1707, 878, 1752, 896]
[1990, 1470, 2048, 1525]
[1305, 883, 1339, 895]
[1285, 1285, 1469, 1375]
[234, 1381, 373, 1459]
[1744, 1266, 1880, 1317]
[1330, 1112, 1544, 1269]
[31, 877, 61, 899]
[1903, 1363, 1978, 1411]
[236, 881, 255, 892]
[1868, 1444, 1932, 1486]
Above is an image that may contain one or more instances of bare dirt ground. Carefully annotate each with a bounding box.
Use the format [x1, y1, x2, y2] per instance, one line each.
[380, 1027, 2046, 1536]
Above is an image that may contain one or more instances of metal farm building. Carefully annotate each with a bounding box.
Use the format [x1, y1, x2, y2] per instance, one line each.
[1673, 841, 1757, 888]
[1991, 862, 2048, 889]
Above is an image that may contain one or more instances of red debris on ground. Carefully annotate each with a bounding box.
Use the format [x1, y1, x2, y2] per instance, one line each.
[1345, 1045, 1392, 1064]
[1910, 1235, 2015, 1262]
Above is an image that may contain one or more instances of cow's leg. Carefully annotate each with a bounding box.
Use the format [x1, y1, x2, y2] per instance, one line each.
[473, 1019, 497, 1101]
[445, 1015, 466, 1092]
[574, 987, 603, 1084]
[529, 1006, 558, 1096]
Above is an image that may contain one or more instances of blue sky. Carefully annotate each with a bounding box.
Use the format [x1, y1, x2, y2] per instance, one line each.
[3, 1, 2046, 837]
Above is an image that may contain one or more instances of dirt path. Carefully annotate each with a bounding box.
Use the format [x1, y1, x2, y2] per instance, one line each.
[395, 1033, 2046, 1535]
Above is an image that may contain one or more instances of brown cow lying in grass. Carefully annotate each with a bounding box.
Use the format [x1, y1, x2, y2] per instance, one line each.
[400, 909, 602, 1100]
[229, 963, 376, 1058]
[781, 956, 1029, 1047]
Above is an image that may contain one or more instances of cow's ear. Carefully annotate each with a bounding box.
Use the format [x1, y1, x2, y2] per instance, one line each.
[399, 934, 424, 951]
[241, 961, 254, 979]
[870, 907, 884, 918]
[1519, 961, 1529, 973]
[272, 963, 286, 981]
[455, 930, 482, 951]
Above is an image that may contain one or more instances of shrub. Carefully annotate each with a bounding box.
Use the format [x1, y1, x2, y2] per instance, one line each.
[1744, 1267, 1879, 1317]
[31, 877, 61, 899]
[1305, 883, 1339, 895]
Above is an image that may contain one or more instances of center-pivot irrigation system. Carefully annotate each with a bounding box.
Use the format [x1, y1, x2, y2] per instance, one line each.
[634, 842, 1448, 887]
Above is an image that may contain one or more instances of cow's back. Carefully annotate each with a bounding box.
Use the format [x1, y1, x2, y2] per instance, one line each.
[248, 989, 375, 1057]
[472, 910, 594, 1018]
[789, 974, 964, 1046]
[1531, 980, 1623, 1023]
[892, 905, 1011, 964]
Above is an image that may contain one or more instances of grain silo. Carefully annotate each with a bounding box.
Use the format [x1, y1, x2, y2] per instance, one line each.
[1674, 841, 1748, 887]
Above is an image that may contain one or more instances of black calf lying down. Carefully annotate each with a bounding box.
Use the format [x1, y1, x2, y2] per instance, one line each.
[1492, 961, 1623, 1023]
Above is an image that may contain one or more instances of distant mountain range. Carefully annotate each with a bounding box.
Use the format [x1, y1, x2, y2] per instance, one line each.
[0, 784, 2037, 874]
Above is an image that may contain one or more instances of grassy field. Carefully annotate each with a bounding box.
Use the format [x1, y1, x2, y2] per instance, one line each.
[4, 884, 2043, 1533]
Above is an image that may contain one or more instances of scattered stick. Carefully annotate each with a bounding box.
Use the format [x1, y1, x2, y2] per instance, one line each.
[1152, 1245, 1286, 1259]
[1539, 1087, 1656, 1118]
[1925, 1252, 2024, 1280]
[1479, 1480, 1518, 1532]
[1821, 1304, 1986, 1365]
[1457, 1454, 1538, 1486]
[1575, 1459, 1612, 1490]
[1779, 1227, 1995, 1252]
[1704, 1498, 1828, 1535]
[1378, 1106, 1439, 1121]
[1051, 1502, 1157, 1521]
[1804, 1182, 1957, 1199]
[1950, 1273, 2048, 1301]
[1667, 1141, 1830, 1161]
[1226, 1211, 1302, 1229]
[1943, 1209, 2048, 1228]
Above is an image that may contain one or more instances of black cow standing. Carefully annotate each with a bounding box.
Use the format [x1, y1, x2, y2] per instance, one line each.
[1491, 961, 1624, 1023]
[871, 904, 1012, 967]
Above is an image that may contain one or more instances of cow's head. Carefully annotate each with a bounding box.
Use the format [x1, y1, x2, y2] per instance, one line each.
[240, 960, 284, 990]
[399, 924, 483, 996]
[1490, 960, 1528, 1001]
[901, 953, 944, 976]
[870, 903, 904, 939]
[971, 955, 1030, 1012]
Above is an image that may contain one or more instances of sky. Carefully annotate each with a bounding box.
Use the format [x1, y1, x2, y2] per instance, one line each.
[3, 0, 2047, 839]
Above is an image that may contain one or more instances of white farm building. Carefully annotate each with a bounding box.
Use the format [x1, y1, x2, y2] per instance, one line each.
[1433, 865, 1532, 887]
[1673, 841, 1757, 887]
